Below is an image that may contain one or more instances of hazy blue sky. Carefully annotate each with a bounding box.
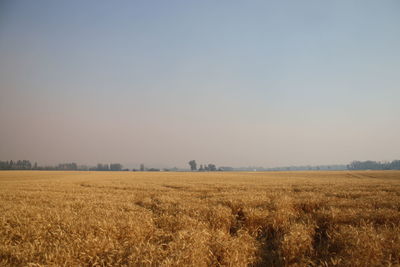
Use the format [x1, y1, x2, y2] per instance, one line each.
[0, 1, 399, 168]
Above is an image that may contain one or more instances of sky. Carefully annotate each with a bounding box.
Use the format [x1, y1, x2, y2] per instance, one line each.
[0, 0, 399, 168]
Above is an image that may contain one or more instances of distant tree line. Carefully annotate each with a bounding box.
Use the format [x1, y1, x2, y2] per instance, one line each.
[0, 160, 172, 172]
[0, 160, 127, 171]
[347, 160, 400, 170]
[188, 160, 400, 172]
[264, 165, 347, 171]
[199, 164, 217, 171]
[0, 160, 34, 170]
[188, 160, 222, 172]
[2, 159, 400, 172]
[88, 163, 124, 171]
[131, 164, 162, 172]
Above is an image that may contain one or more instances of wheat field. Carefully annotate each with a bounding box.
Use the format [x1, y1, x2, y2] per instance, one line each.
[0, 171, 399, 266]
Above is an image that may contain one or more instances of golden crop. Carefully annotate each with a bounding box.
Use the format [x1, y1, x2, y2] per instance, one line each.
[0, 171, 399, 266]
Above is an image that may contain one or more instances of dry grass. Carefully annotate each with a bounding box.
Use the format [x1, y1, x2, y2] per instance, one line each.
[0, 171, 400, 266]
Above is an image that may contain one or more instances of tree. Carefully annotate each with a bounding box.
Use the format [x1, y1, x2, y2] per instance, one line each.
[110, 163, 123, 171]
[140, 164, 145, 171]
[390, 160, 400, 170]
[207, 164, 216, 171]
[97, 163, 109, 171]
[188, 160, 197, 171]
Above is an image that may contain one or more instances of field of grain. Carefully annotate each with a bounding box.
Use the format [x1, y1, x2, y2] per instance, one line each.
[0, 171, 400, 266]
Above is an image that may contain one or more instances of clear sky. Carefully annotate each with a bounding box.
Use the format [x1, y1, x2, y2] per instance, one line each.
[0, 1, 399, 168]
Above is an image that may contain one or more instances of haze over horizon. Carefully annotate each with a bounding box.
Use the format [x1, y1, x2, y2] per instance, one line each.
[1, 1, 399, 168]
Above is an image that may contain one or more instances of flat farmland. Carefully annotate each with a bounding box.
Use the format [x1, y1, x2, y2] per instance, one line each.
[1, 171, 400, 266]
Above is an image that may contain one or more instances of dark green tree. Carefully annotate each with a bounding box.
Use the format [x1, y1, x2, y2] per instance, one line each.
[188, 160, 197, 171]
[110, 163, 123, 171]
[207, 164, 217, 171]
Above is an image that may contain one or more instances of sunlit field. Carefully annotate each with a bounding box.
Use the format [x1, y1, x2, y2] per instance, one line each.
[1, 171, 400, 266]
